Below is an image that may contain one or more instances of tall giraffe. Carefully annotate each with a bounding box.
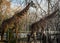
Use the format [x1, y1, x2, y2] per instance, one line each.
[28, 9, 59, 42]
[0, 1, 36, 40]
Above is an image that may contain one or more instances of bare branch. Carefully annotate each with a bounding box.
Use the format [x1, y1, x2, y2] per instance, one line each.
[36, 0, 46, 14]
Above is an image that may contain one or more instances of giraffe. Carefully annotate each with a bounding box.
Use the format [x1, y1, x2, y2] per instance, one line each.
[0, 1, 36, 40]
[27, 9, 59, 42]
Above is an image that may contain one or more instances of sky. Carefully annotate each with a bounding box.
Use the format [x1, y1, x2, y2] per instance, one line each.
[10, 0, 57, 13]
[10, 0, 48, 12]
[11, 0, 25, 8]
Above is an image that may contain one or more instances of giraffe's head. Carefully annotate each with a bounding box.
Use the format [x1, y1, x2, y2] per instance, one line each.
[28, 1, 37, 8]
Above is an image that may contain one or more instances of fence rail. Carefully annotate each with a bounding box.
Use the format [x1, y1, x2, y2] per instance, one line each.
[0, 31, 60, 43]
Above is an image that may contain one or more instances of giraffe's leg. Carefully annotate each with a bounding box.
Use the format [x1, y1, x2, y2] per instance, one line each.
[27, 33, 31, 43]
[14, 24, 18, 43]
[27, 31, 33, 43]
[16, 27, 18, 43]
[33, 32, 37, 43]
[16, 28, 18, 37]
[1, 29, 4, 40]
[30, 31, 35, 43]
[40, 26, 47, 43]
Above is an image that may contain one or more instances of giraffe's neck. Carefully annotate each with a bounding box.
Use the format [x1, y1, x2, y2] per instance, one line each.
[15, 3, 30, 16]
